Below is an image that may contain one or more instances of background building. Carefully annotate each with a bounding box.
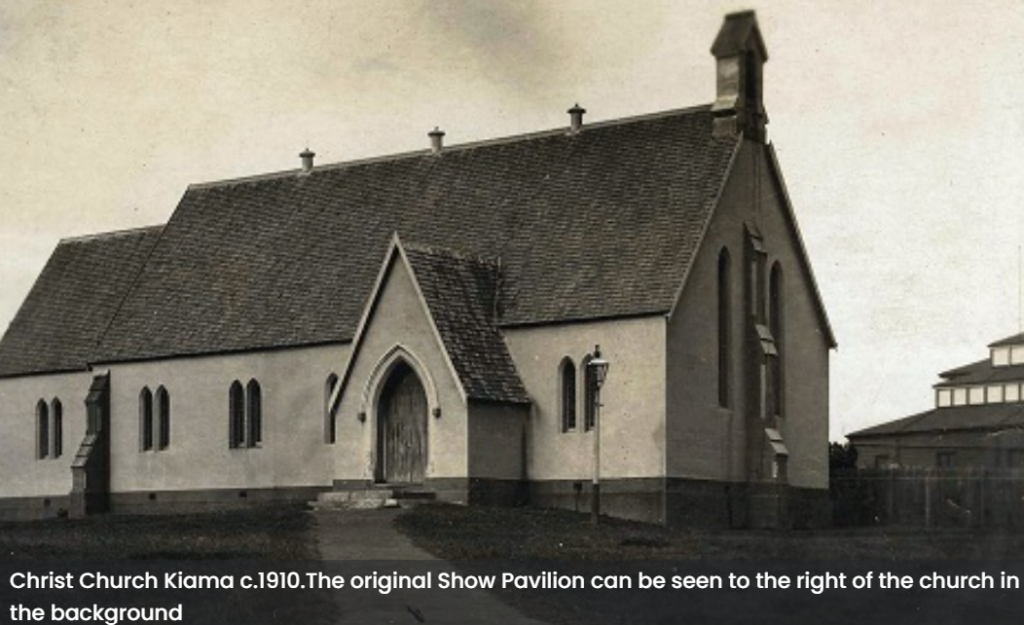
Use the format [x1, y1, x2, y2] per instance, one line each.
[849, 332, 1024, 469]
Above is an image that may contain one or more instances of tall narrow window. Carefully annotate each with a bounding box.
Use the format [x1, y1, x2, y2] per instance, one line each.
[229, 381, 245, 448]
[768, 263, 784, 419]
[718, 248, 732, 408]
[583, 355, 597, 431]
[51, 399, 63, 459]
[156, 386, 170, 450]
[325, 373, 339, 444]
[560, 358, 577, 432]
[246, 380, 262, 446]
[139, 388, 154, 451]
[36, 400, 49, 460]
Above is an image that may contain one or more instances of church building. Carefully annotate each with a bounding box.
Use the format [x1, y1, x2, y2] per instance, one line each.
[0, 12, 834, 528]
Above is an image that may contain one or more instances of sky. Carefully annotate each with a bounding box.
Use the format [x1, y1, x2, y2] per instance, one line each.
[1, 0, 1023, 440]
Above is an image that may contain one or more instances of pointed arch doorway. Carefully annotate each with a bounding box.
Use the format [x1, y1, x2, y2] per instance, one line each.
[376, 362, 428, 484]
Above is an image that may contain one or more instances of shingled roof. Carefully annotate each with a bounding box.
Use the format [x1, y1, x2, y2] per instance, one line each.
[0, 226, 163, 378]
[86, 106, 740, 365]
[402, 242, 530, 404]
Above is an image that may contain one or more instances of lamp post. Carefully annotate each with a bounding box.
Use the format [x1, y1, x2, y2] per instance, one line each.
[587, 345, 609, 524]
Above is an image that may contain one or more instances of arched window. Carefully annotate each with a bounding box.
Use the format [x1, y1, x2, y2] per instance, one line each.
[583, 355, 597, 431]
[246, 379, 262, 447]
[139, 387, 154, 451]
[325, 373, 339, 444]
[718, 248, 732, 408]
[36, 400, 49, 460]
[229, 381, 245, 448]
[156, 386, 170, 450]
[768, 263, 784, 419]
[560, 359, 576, 432]
[51, 399, 63, 459]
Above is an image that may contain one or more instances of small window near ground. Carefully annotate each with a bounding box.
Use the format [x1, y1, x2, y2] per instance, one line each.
[936, 451, 956, 468]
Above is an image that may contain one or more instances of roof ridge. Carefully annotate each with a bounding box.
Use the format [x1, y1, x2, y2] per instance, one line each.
[59, 224, 165, 245]
[187, 104, 714, 191]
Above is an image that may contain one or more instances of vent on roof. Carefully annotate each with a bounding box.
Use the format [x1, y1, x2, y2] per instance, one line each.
[299, 148, 315, 173]
[568, 103, 586, 134]
[428, 127, 445, 155]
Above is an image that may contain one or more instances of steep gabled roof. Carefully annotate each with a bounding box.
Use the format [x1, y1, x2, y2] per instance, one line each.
[0, 226, 163, 378]
[848, 404, 1024, 439]
[402, 242, 529, 404]
[89, 106, 740, 364]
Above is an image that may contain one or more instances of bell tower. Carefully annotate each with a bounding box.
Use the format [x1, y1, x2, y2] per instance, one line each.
[711, 11, 769, 142]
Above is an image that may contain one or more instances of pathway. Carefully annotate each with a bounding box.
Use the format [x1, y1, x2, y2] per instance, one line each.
[313, 508, 550, 625]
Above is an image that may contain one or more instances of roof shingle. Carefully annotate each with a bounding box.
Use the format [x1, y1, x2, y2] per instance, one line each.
[0, 226, 163, 378]
[403, 242, 529, 404]
[90, 107, 739, 364]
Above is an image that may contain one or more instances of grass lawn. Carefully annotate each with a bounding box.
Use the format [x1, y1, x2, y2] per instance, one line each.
[395, 504, 1024, 625]
[0, 505, 316, 559]
[394, 502, 1024, 559]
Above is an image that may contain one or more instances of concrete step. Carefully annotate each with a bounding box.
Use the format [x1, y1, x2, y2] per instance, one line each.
[309, 486, 435, 511]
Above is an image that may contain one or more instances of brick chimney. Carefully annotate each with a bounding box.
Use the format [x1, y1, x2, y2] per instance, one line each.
[710, 11, 769, 142]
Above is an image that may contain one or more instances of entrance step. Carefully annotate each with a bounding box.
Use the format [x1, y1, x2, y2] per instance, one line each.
[309, 486, 436, 511]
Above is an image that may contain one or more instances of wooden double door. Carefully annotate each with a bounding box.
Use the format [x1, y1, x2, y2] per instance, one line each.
[376, 363, 428, 484]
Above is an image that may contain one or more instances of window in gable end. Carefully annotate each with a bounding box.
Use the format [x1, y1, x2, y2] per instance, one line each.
[718, 248, 732, 409]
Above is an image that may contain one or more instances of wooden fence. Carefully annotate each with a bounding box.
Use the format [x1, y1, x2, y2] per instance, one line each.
[831, 467, 1024, 528]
